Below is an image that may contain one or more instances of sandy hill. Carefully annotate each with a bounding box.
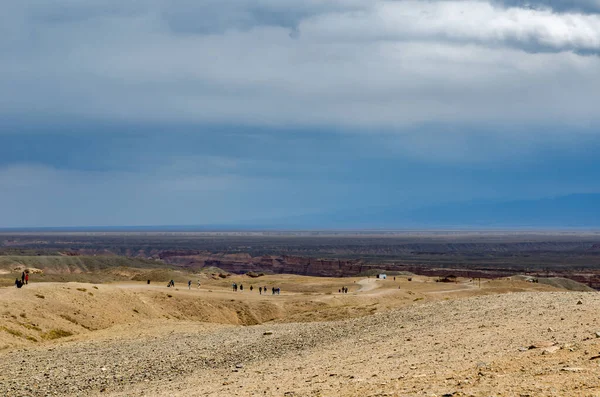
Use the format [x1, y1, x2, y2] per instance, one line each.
[511, 274, 596, 292]
[0, 255, 185, 286]
[0, 275, 597, 396]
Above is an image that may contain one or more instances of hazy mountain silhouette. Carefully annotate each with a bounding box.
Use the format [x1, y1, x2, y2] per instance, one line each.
[265, 194, 600, 229]
[6, 194, 597, 232]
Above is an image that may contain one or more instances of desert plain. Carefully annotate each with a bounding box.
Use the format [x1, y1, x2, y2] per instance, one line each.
[1, 232, 600, 396]
[1, 273, 600, 396]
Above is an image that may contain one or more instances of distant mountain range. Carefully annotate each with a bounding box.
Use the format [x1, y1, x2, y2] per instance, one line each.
[259, 193, 600, 229]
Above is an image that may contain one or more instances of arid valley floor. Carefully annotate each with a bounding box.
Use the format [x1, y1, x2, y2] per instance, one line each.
[2, 273, 600, 396]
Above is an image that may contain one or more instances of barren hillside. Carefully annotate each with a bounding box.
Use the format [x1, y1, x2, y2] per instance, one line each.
[1, 274, 597, 396]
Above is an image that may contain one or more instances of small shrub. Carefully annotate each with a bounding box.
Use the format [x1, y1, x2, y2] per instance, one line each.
[59, 314, 78, 325]
[19, 313, 26, 318]
[88, 292, 93, 296]
[35, 294, 45, 299]
[42, 329, 73, 340]
[133, 309, 139, 313]
[26, 336, 38, 342]
[93, 286, 98, 289]
[1, 327, 23, 338]
[19, 322, 41, 332]
[76, 288, 87, 292]
[167, 294, 172, 298]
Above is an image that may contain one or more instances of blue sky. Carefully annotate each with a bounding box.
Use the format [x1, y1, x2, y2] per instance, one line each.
[2, 0, 600, 228]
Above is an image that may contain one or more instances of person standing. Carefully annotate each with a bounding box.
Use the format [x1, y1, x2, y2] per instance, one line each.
[25, 272, 29, 285]
[250, 285, 253, 292]
[259, 287, 262, 295]
[240, 284, 244, 292]
[188, 280, 191, 289]
[21, 272, 25, 285]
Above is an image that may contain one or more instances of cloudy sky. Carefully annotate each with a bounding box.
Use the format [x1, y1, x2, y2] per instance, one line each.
[2, 0, 600, 228]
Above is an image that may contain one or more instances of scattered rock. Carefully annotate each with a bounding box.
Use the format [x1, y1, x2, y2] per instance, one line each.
[561, 367, 585, 372]
[263, 331, 274, 336]
[528, 341, 555, 349]
[541, 346, 560, 354]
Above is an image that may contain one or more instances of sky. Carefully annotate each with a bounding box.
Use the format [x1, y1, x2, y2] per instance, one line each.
[2, 0, 600, 228]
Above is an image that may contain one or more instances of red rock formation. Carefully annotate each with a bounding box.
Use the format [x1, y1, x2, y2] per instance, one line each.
[159, 253, 365, 277]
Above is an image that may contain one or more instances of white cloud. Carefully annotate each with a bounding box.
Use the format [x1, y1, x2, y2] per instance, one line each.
[302, 1, 600, 51]
[1, 0, 600, 129]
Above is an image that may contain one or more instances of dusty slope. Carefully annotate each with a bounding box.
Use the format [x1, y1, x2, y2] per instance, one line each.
[0, 276, 560, 350]
[0, 256, 173, 286]
[0, 275, 592, 396]
[1, 291, 600, 396]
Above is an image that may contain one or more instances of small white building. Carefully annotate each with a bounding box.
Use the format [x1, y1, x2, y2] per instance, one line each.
[377, 273, 387, 279]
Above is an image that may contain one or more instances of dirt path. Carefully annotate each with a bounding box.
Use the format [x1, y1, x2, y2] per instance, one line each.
[424, 281, 479, 294]
[356, 278, 381, 292]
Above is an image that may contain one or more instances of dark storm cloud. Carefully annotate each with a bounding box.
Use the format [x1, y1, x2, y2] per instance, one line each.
[2, 1, 600, 227]
[159, 0, 363, 35]
[2, 0, 600, 129]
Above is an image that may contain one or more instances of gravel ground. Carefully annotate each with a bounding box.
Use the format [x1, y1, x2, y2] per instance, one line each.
[2, 291, 600, 396]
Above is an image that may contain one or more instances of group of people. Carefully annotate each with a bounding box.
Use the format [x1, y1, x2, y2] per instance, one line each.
[259, 286, 280, 295]
[165, 279, 280, 294]
[15, 271, 29, 288]
[339, 286, 348, 293]
[187, 280, 201, 289]
[232, 283, 280, 295]
[167, 280, 203, 289]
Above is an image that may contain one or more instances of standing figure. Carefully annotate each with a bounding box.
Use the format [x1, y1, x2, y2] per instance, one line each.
[188, 280, 191, 289]
[197, 280, 201, 288]
[21, 272, 25, 285]
[25, 272, 29, 285]
[259, 287, 262, 295]
[240, 284, 244, 292]
[250, 285, 253, 292]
